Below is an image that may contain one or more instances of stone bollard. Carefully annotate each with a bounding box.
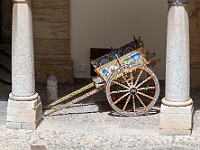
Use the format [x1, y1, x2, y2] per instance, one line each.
[47, 75, 58, 103]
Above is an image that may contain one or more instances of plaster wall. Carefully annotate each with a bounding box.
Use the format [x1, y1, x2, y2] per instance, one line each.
[70, 0, 168, 79]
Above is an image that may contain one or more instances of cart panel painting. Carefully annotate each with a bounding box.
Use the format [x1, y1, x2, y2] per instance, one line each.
[120, 51, 143, 67]
[95, 60, 120, 82]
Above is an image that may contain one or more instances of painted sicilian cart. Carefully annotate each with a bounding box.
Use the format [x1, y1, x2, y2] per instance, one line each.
[44, 37, 160, 117]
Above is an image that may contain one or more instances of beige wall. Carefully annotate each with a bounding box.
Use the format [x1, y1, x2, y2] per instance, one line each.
[70, 0, 168, 79]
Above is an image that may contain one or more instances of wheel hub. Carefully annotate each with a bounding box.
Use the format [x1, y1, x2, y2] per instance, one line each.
[130, 88, 137, 95]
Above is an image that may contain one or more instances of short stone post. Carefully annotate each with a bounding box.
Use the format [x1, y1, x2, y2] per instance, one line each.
[159, 0, 193, 135]
[6, 0, 42, 129]
[47, 75, 58, 103]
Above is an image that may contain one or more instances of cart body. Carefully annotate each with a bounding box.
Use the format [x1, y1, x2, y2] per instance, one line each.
[44, 38, 160, 117]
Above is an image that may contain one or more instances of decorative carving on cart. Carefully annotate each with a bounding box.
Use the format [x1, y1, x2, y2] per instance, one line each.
[44, 37, 160, 117]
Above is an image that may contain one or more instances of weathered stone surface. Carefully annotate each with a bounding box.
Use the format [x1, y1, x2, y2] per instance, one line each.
[8, 97, 41, 109]
[159, 129, 191, 135]
[6, 121, 22, 129]
[189, 0, 200, 88]
[7, 1, 43, 130]
[21, 117, 42, 130]
[32, 0, 73, 83]
[34, 39, 70, 55]
[190, 19, 200, 35]
[47, 75, 58, 102]
[35, 64, 74, 84]
[33, 7, 69, 23]
[33, 22, 69, 39]
[165, 5, 190, 102]
[35, 54, 72, 64]
[12, 2, 35, 96]
[160, 103, 193, 131]
[160, 114, 193, 129]
[160, 103, 193, 114]
[7, 99, 42, 123]
[32, 0, 69, 8]
[189, 5, 200, 18]
[0, 82, 200, 149]
[191, 68, 200, 88]
[189, 0, 200, 6]
[160, 3, 194, 135]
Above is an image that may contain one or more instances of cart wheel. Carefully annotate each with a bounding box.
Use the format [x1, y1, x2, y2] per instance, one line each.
[106, 65, 160, 117]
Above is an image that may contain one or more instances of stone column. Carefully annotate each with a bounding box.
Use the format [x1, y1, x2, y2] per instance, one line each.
[6, 0, 42, 129]
[159, 0, 193, 135]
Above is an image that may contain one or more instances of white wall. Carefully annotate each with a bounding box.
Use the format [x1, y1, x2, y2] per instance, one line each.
[70, 0, 168, 79]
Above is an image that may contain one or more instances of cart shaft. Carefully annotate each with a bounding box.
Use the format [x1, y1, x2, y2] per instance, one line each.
[44, 82, 95, 110]
[44, 87, 103, 116]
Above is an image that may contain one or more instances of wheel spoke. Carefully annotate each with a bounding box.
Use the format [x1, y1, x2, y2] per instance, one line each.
[135, 94, 146, 108]
[122, 75, 131, 87]
[123, 94, 131, 111]
[134, 67, 144, 87]
[137, 87, 156, 91]
[112, 81, 129, 89]
[136, 76, 152, 88]
[132, 95, 136, 112]
[110, 89, 129, 94]
[137, 91, 154, 100]
[130, 72, 134, 85]
[113, 92, 129, 105]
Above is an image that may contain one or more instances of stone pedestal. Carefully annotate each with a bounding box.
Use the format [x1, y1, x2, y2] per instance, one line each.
[7, 94, 42, 129]
[6, 0, 42, 129]
[159, 0, 193, 135]
[160, 100, 193, 135]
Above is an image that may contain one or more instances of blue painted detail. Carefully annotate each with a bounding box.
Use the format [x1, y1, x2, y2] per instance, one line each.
[131, 52, 141, 60]
[102, 69, 109, 77]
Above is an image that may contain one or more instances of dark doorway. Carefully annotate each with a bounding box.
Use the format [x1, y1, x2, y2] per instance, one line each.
[0, 0, 12, 84]
[0, 0, 12, 43]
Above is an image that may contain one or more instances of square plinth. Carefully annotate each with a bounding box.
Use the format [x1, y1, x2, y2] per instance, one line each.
[6, 97, 42, 130]
[159, 103, 194, 135]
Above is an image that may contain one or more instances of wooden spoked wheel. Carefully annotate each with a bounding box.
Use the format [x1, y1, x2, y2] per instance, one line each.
[106, 65, 160, 117]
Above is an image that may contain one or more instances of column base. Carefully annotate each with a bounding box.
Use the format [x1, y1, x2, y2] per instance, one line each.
[159, 98, 194, 135]
[6, 93, 42, 130]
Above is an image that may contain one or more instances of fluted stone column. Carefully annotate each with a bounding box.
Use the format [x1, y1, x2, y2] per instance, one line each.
[6, 0, 42, 129]
[159, 0, 193, 135]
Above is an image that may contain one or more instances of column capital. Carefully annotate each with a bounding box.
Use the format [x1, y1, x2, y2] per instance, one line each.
[168, 0, 189, 4]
